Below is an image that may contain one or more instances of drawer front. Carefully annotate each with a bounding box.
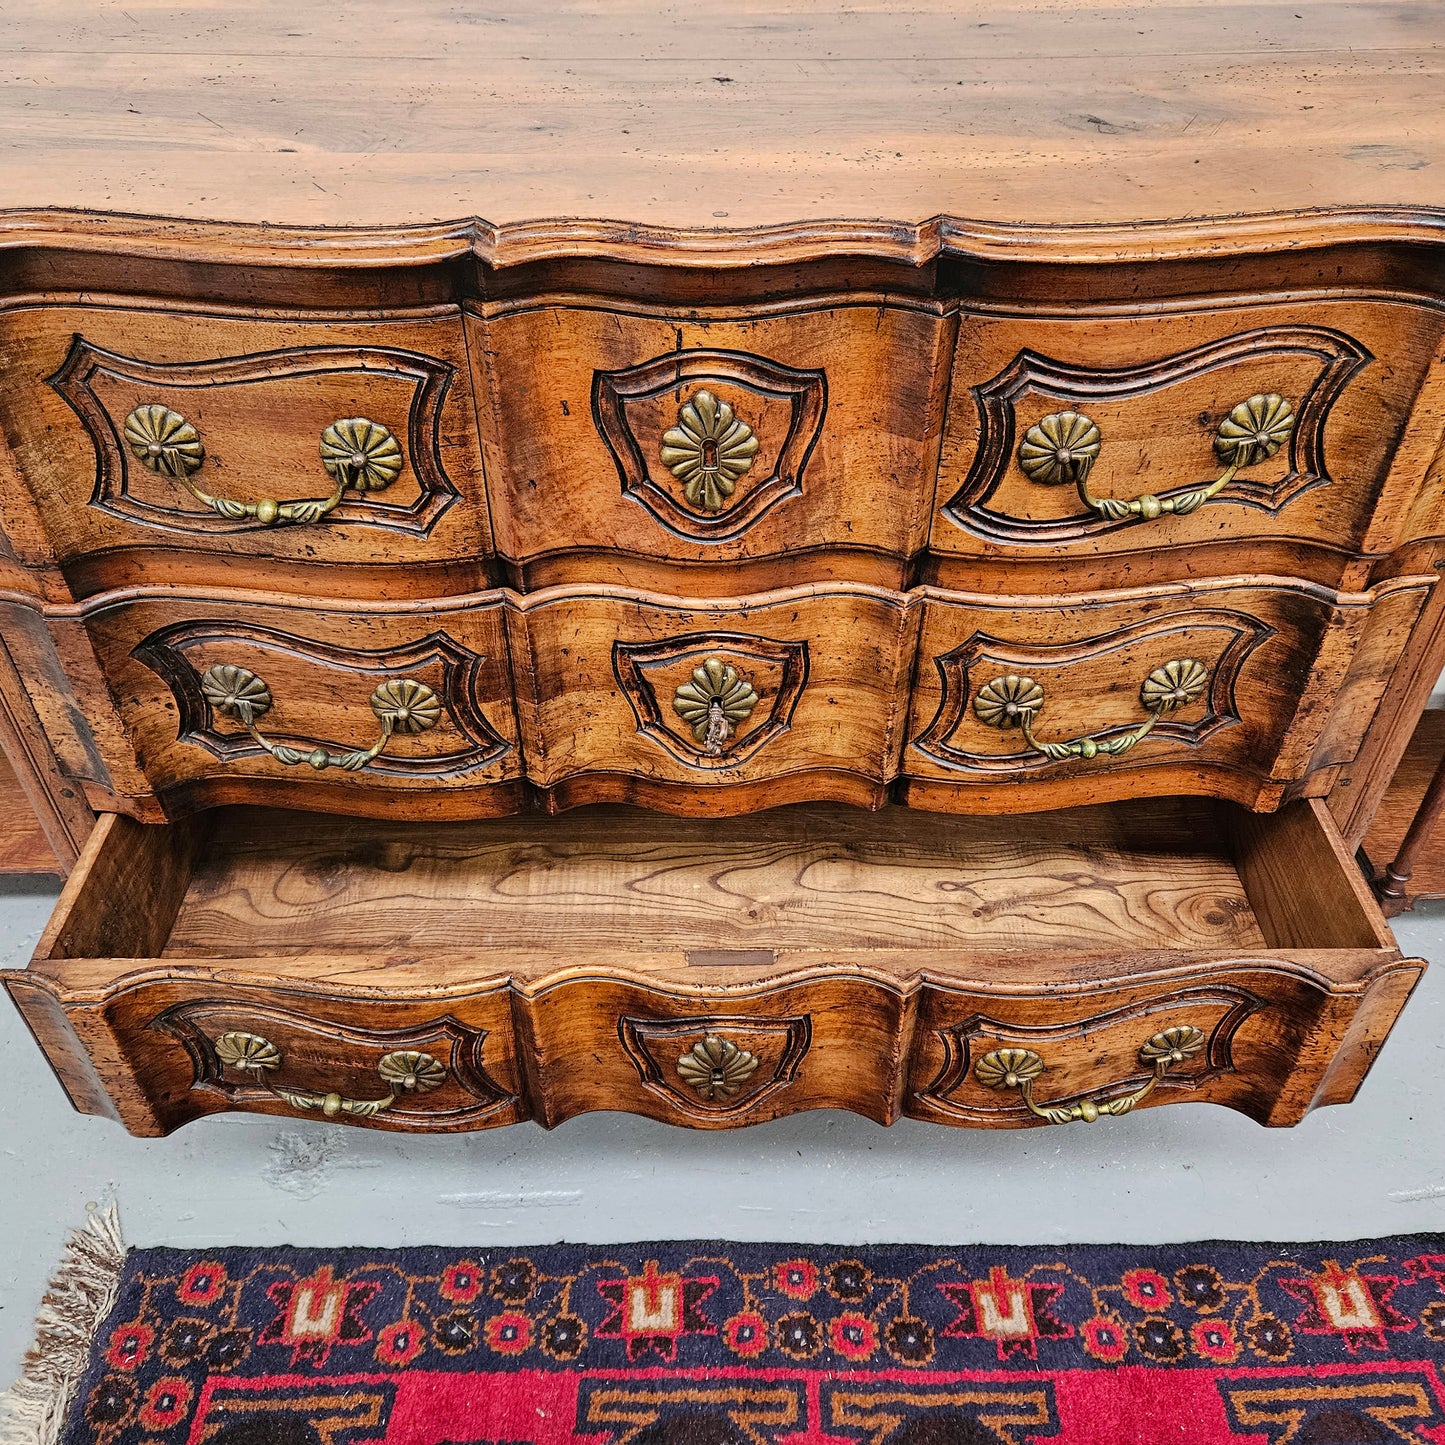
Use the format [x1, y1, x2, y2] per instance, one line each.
[60, 593, 523, 817]
[513, 585, 917, 810]
[910, 983, 1263, 1127]
[906, 961, 1419, 1129]
[469, 299, 952, 591]
[521, 975, 907, 1128]
[8, 974, 526, 1136]
[902, 576, 1431, 812]
[11, 957, 1418, 1136]
[930, 299, 1443, 586]
[33, 575, 1433, 820]
[0, 305, 493, 596]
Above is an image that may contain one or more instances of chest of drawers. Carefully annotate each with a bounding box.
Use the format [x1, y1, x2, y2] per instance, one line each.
[3, 0, 1445, 1137]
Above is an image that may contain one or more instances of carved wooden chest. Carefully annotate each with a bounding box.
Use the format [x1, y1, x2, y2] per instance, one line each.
[3, 0, 1444, 1135]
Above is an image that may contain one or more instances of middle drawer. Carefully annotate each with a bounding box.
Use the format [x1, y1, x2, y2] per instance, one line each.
[35, 573, 1432, 821]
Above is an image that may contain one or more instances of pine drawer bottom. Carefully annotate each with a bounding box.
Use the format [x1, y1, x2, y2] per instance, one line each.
[1, 797, 1422, 1135]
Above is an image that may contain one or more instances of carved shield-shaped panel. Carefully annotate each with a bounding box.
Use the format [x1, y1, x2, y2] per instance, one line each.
[153, 1001, 517, 1129]
[133, 621, 511, 777]
[593, 348, 827, 540]
[913, 988, 1258, 1126]
[911, 610, 1273, 774]
[613, 632, 810, 768]
[940, 327, 1370, 543]
[51, 336, 460, 536]
[619, 1014, 813, 1118]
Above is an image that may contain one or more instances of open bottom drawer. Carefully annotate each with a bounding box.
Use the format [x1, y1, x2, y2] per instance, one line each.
[1, 797, 1423, 1135]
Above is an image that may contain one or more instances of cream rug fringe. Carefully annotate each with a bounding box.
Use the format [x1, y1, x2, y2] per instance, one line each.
[0, 1203, 126, 1445]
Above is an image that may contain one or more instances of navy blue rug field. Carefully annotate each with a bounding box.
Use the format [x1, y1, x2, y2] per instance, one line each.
[51, 1236, 1445, 1443]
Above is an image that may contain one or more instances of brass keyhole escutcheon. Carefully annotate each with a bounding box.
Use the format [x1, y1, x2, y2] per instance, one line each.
[672, 657, 760, 757]
[675, 1034, 761, 1102]
[659, 389, 761, 513]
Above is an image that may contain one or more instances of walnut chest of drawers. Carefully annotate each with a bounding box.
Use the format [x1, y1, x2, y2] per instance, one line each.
[3, 0, 1445, 1137]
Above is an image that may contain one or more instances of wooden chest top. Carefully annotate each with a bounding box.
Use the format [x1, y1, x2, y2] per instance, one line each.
[2, 0, 1444, 243]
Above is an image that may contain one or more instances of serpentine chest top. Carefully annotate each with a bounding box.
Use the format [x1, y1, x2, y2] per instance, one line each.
[2, 0, 1445, 1136]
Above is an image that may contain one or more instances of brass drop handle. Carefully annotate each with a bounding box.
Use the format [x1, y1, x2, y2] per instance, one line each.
[213, 1031, 446, 1119]
[1018, 393, 1294, 523]
[123, 405, 403, 527]
[201, 663, 441, 772]
[675, 1034, 761, 1101]
[974, 658, 1208, 762]
[976, 1025, 1207, 1124]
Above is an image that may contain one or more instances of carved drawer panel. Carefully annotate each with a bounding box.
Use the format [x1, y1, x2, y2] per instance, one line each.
[1, 797, 1420, 1135]
[911, 986, 1258, 1128]
[906, 943, 1417, 1130]
[14, 971, 526, 1138]
[510, 582, 917, 811]
[902, 574, 1432, 814]
[150, 998, 521, 1132]
[50, 591, 523, 820]
[0, 305, 493, 598]
[467, 297, 953, 593]
[929, 300, 1445, 590]
[527, 981, 899, 1129]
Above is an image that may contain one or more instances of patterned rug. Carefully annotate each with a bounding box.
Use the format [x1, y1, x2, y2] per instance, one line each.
[12, 1222, 1445, 1444]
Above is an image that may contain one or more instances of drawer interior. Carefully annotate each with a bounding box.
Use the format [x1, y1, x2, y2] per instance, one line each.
[32, 796, 1394, 971]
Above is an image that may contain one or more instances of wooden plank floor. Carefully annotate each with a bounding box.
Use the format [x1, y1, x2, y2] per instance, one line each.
[0, 752, 59, 876]
[1362, 710, 1445, 907]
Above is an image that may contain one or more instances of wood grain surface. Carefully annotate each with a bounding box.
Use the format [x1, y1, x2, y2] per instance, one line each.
[0, 753, 59, 875]
[159, 799, 1269, 958]
[0, 2, 1441, 231]
[471, 297, 952, 592]
[0, 304, 494, 601]
[0, 607, 93, 871]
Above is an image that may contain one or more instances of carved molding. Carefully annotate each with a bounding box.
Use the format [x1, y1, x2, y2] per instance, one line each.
[133, 621, 511, 777]
[618, 1013, 812, 1117]
[914, 987, 1260, 1124]
[151, 1001, 516, 1127]
[14, 209, 1445, 273]
[593, 348, 827, 540]
[911, 609, 1274, 774]
[941, 326, 1371, 543]
[50, 337, 460, 536]
[613, 632, 809, 768]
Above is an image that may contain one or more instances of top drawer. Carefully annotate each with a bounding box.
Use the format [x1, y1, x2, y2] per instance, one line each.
[927, 298, 1445, 590]
[3, 293, 1442, 603]
[0, 304, 495, 598]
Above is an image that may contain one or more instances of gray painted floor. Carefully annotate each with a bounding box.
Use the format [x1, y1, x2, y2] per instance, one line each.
[3, 880, 1444, 1385]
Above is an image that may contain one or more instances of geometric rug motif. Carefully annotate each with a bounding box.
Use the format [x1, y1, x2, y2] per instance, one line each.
[61, 1237, 1445, 1443]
